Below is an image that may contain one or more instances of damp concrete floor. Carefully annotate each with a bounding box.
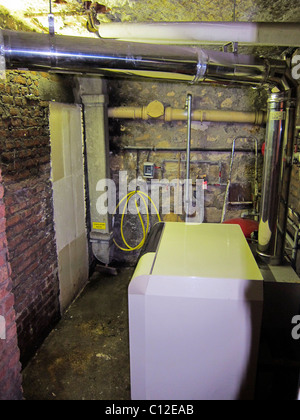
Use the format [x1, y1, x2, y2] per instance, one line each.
[21, 264, 300, 401]
[22, 267, 134, 401]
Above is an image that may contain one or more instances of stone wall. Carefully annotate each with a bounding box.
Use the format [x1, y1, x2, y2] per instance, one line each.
[107, 78, 267, 264]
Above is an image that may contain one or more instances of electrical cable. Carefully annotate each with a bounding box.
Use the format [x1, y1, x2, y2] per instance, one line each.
[48, 0, 55, 36]
[113, 190, 161, 252]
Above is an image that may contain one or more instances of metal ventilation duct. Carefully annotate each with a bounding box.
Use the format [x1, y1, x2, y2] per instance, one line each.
[0, 29, 297, 265]
[0, 29, 287, 88]
[98, 21, 300, 47]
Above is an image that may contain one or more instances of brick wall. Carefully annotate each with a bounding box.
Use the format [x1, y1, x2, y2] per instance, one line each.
[0, 169, 23, 400]
[0, 70, 73, 365]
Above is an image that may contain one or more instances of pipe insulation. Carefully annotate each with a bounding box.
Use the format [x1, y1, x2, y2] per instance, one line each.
[98, 22, 300, 47]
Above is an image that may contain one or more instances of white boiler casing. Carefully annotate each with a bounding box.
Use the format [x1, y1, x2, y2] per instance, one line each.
[128, 222, 264, 400]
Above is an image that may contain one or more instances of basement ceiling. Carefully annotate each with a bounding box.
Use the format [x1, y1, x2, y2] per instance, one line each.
[0, 0, 300, 37]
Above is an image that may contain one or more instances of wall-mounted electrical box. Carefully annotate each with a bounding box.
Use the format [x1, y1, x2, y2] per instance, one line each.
[143, 162, 155, 179]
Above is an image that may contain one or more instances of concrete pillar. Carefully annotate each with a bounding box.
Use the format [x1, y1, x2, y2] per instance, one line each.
[76, 77, 113, 265]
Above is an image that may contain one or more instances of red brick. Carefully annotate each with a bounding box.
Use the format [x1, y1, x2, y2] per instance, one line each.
[12, 239, 31, 255]
[0, 175, 22, 400]
[0, 280, 10, 300]
[0, 219, 6, 234]
[13, 252, 39, 275]
[7, 222, 26, 236]
[0, 265, 9, 282]
[5, 323, 17, 344]
[0, 364, 6, 383]
[23, 261, 40, 277]
[0, 70, 60, 376]
[6, 214, 21, 228]
[3, 294, 15, 314]
[4, 307, 16, 327]
[0, 251, 7, 267]
[0, 205, 5, 220]
[8, 350, 21, 370]
[6, 201, 27, 216]
[3, 195, 15, 207]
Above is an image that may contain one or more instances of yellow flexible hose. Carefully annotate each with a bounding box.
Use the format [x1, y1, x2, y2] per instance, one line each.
[113, 191, 161, 252]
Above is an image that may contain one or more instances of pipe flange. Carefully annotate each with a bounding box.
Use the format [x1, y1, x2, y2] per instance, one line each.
[146, 101, 165, 119]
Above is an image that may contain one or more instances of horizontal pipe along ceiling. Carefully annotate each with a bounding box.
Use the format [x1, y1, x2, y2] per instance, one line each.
[98, 22, 300, 47]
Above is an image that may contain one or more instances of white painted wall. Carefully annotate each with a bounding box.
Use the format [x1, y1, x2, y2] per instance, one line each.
[50, 102, 89, 312]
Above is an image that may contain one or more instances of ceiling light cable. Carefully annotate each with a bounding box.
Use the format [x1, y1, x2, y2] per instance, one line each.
[48, 0, 55, 36]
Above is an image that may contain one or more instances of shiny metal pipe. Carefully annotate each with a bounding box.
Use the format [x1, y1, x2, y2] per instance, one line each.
[1, 30, 204, 83]
[258, 92, 296, 264]
[185, 94, 192, 220]
[0, 29, 273, 87]
[203, 49, 267, 86]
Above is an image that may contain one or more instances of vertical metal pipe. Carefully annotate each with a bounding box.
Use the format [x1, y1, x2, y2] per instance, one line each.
[185, 94, 192, 220]
[258, 92, 296, 264]
[221, 137, 236, 223]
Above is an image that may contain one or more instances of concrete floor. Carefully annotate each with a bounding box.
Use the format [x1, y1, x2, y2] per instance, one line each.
[22, 267, 134, 400]
[22, 263, 300, 401]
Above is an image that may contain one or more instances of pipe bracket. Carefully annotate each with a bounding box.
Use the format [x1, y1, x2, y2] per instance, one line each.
[191, 49, 208, 84]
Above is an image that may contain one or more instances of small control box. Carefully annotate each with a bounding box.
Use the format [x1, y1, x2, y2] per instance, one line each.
[143, 162, 155, 179]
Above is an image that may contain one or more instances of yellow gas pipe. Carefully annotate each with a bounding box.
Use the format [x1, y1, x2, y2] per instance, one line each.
[108, 100, 267, 125]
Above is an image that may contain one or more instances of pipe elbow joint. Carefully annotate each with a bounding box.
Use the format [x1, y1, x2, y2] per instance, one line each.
[266, 59, 298, 97]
